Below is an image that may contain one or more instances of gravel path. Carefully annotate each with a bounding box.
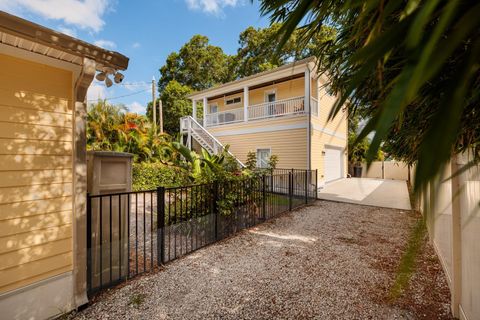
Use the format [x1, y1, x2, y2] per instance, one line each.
[73, 201, 450, 319]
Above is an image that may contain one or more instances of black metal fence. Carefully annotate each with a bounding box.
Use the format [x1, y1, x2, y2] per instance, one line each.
[86, 169, 317, 297]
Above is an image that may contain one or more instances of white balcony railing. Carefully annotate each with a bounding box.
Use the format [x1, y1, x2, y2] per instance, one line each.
[248, 96, 305, 120]
[205, 108, 244, 126]
[203, 96, 311, 127]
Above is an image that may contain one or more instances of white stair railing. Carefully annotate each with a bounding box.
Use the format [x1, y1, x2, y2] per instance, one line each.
[180, 116, 245, 167]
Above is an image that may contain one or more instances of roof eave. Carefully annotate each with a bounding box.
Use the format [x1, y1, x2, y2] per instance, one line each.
[0, 11, 129, 70]
[187, 57, 316, 100]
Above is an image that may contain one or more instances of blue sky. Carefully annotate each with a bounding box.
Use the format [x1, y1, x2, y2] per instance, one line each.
[0, 0, 269, 113]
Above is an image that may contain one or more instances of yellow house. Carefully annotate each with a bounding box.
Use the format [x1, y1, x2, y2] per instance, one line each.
[181, 58, 348, 187]
[0, 12, 128, 319]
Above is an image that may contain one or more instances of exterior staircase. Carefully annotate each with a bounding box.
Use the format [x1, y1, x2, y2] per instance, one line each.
[180, 116, 245, 167]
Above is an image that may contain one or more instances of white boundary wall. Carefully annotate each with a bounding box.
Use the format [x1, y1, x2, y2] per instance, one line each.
[361, 161, 412, 180]
[418, 151, 479, 320]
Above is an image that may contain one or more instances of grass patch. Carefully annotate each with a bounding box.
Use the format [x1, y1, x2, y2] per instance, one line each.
[388, 216, 427, 301]
[266, 193, 290, 205]
[128, 293, 146, 308]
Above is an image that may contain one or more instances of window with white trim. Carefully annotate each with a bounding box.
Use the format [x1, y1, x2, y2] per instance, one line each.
[225, 97, 241, 105]
[265, 90, 276, 102]
[256, 148, 271, 168]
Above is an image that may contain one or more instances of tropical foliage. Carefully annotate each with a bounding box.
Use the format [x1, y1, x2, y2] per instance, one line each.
[146, 80, 193, 134]
[132, 162, 189, 191]
[257, 0, 480, 190]
[87, 100, 169, 162]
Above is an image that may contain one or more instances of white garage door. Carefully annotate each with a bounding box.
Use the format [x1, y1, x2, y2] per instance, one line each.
[324, 147, 343, 182]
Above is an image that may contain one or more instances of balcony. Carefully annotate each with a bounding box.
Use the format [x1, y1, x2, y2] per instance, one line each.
[204, 96, 318, 127]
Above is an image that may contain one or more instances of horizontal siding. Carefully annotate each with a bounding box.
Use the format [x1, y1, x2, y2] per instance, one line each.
[0, 53, 74, 294]
[0, 169, 72, 188]
[0, 196, 73, 220]
[0, 122, 72, 141]
[0, 155, 72, 170]
[0, 138, 72, 155]
[0, 238, 72, 271]
[311, 130, 348, 182]
[0, 105, 73, 127]
[216, 128, 308, 169]
[313, 82, 348, 135]
[0, 224, 72, 254]
[0, 253, 72, 293]
[0, 210, 72, 237]
[208, 114, 307, 134]
[0, 182, 72, 204]
[0, 90, 71, 113]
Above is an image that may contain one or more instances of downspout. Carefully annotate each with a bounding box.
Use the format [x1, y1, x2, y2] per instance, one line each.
[72, 57, 96, 308]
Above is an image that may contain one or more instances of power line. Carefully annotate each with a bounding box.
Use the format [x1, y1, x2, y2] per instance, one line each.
[87, 88, 150, 102]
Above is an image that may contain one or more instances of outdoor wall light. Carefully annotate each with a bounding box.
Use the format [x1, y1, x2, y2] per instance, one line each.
[114, 72, 124, 84]
[105, 77, 113, 88]
[95, 65, 123, 87]
[95, 71, 106, 81]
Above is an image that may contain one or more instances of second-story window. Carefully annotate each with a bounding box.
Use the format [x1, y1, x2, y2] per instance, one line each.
[266, 92, 276, 102]
[225, 97, 241, 105]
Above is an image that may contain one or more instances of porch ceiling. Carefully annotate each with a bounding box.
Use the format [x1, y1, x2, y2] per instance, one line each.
[207, 73, 305, 101]
[188, 57, 317, 101]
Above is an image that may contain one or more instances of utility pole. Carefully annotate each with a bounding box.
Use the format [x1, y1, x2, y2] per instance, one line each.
[159, 99, 163, 134]
[152, 77, 157, 132]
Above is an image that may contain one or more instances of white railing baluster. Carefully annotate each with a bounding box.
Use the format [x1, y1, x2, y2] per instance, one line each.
[180, 116, 245, 167]
[248, 96, 305, 120]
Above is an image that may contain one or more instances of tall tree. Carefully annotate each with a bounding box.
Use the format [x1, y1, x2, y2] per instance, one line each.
[147, 80, 193, 134]
[258, 0, 480, 190]
[235, 23, 335, 77]
[158, 35, 235, 92]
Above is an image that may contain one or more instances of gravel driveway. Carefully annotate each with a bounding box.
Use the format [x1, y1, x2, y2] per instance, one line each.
[73, 201, 451, 319]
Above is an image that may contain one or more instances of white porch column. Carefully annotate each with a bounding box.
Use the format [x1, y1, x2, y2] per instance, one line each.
[192, 99, 197, 120]
[305, 67, 312, 171]
[243, 86, 249, 122]
[203, 96, 207, 125]
[304, 68, 311, 113]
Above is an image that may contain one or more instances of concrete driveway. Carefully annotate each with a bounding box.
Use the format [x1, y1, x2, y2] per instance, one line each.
[318, 178, 411, 210]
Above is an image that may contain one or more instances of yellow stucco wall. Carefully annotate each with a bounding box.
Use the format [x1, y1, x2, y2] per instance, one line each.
[0, 54, 74, 293]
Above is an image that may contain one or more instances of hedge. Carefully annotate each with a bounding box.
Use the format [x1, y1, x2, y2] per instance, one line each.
[132, 162, 189, 191]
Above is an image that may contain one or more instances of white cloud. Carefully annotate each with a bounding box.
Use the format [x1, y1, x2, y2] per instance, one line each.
[127, 101, 146, 115]
[87, 82, 107, 101]
[93, 39, 116, 49]
[0, 0, 113, 32]
[58, 26, 77, 37]
[132, 42, 141, 49]
[185, 0, 240, 15]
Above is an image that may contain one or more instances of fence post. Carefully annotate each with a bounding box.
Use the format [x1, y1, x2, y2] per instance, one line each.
[262, 175, 266, 220]
[315, 169, 318, 199]
[305, 170, 308, 204]
[86, 193, 92, 297]
[288, 172, 293, 211]
[212, 181, 219, 240]
[157, 187, 165, 265]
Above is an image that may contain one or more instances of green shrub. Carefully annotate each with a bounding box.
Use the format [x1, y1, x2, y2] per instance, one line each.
[132, 162, 189, 191]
